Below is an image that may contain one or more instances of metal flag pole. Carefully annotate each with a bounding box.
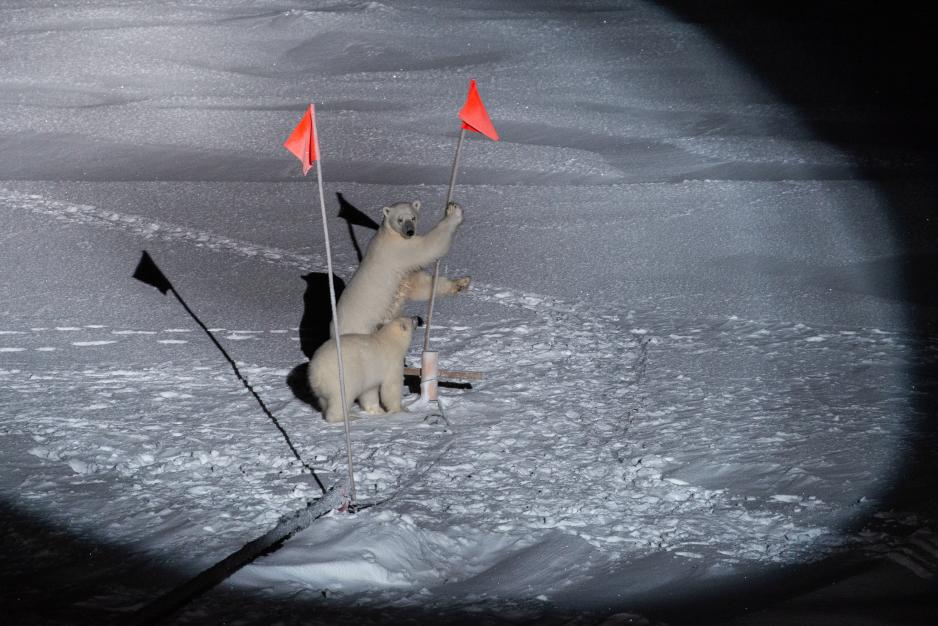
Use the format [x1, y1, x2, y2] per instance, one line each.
[418, 81, 497, 404]
[422, 126, 466, 355]
[310, 104, 357, 506]
[420, 127, 466, 406]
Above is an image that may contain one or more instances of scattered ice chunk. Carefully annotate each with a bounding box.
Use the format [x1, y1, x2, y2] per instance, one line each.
[28, 447, 58, 461]
[67, 458, 98, 474]
[675, 551, 704, 559]
[155, 391, 193, 400]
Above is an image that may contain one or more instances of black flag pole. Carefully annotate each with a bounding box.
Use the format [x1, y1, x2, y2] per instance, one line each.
[132, 251, 325, 494]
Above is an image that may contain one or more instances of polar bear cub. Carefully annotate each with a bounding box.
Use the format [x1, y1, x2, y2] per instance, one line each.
[333, 200, 469, 336]
[309, 316, 419, 423]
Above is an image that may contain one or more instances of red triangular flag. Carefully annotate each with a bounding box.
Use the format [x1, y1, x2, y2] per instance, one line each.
[284, 104, 318, 175]
[458, 79, 499, 141]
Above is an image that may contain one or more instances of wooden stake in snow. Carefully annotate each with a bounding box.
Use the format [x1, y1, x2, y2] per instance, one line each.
[420, 351, 440, 401]
[422, 80, 499, 367]
[403, 365, 484, 381]
[284, 103, 357, 507]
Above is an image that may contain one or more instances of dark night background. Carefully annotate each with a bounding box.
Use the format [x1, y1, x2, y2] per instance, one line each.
[658, 1, 938, 622]
[2, 1, 937, 623]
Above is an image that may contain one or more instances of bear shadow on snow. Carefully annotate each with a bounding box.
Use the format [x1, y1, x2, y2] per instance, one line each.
[287, 271, 345, 409]
[298, 272, 346, 360]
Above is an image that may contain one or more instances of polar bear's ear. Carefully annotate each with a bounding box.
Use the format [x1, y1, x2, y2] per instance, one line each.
[382, 206, 391, 218]
[412, 200, 421, 213]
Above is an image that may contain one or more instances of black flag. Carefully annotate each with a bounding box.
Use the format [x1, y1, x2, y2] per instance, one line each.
[337, 192, 379, 230]
[133, 251, 173, 295]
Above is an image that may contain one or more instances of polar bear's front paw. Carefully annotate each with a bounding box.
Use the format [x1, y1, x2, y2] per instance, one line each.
[452, 276, 471, 293]
[445, 201, 463, 223]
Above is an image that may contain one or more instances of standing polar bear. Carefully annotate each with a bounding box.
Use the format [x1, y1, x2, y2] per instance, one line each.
[309, 316, 419, 423]
[332, 200, 469, 336]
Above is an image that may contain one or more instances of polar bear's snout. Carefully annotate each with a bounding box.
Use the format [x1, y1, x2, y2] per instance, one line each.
[402, 219, 416, 238]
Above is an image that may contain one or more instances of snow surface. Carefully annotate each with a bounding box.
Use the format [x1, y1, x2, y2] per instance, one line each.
[2, 0, 937, 624]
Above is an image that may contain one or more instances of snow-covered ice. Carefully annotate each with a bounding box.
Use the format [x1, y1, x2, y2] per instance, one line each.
[2, 0, 936, 624]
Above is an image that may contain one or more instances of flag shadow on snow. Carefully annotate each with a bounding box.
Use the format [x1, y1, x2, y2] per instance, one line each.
[336, 191, 379, 263]
[132, 250, 174, 294]
[133, 251, 325, 493]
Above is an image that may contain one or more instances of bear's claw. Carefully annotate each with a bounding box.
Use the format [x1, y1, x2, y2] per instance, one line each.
[445, 201, 464, 222]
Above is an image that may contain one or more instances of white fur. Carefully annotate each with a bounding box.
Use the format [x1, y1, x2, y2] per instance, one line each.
[333, 200, 468, 336]
[309, 316, 416, 423]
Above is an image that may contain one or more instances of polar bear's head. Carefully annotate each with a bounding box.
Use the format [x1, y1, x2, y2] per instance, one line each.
[376, 315, 423, 348]
[382, 201, 421, 239]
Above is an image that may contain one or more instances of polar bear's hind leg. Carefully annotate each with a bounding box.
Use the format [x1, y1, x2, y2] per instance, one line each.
[322, 396, 347, 423]
[379, 375, 404, 413]
[359, 387, 384, 414]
